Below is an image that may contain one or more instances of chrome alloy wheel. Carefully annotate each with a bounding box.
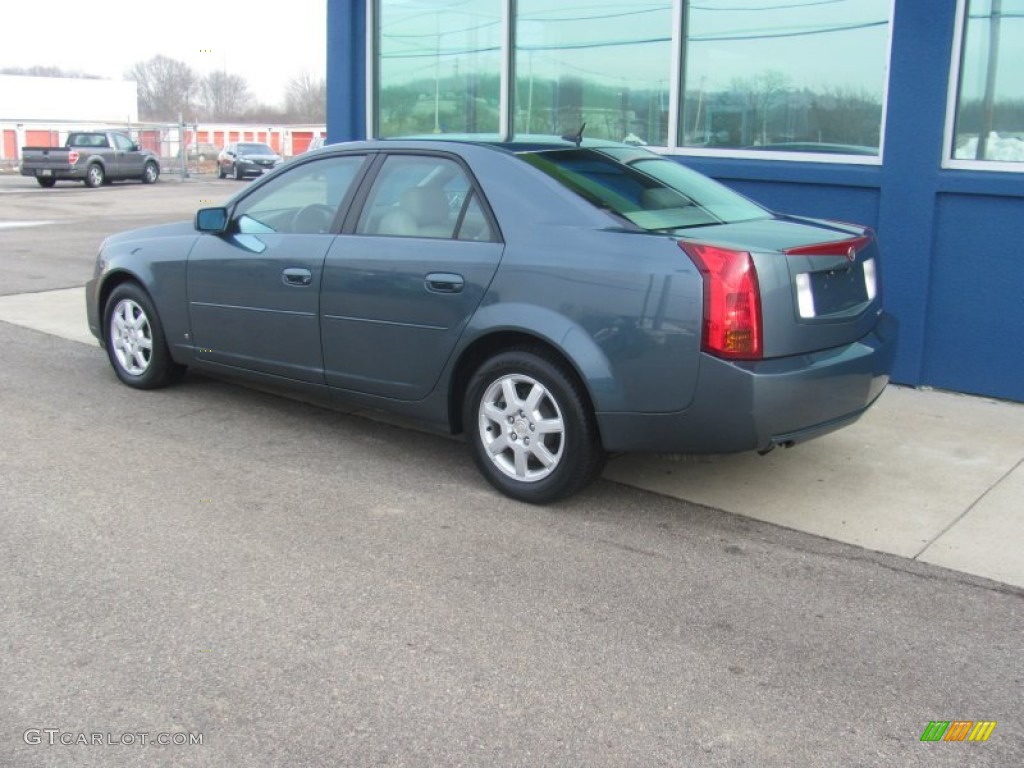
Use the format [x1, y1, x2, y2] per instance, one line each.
[477, 374, 565, 482]
[109, 298, 154, 376]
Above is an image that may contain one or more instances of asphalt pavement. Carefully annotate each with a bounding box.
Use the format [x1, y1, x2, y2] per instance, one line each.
[1, 172, 1021, 766]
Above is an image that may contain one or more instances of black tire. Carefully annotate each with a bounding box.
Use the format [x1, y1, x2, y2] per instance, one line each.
[463, 347, 605, 504]
[234, 163, 245, 181]
[36, 176, 56, 188]
[84, 163, 105, 188]
[103, 283, 185, 390]
[217, 163, 226, 179]
[142, 161, 159, 184]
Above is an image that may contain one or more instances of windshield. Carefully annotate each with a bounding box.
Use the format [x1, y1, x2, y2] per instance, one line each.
[517, 147, 770, 230]
[238, 143, 275, 155]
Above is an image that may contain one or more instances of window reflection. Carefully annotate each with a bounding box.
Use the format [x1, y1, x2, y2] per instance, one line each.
[377, 0, 502, 137]
[514, 1, 672, 145]
[373, 1, 894, 157]
[953, 0, 1024, 163]
[680, 0, 890, 155]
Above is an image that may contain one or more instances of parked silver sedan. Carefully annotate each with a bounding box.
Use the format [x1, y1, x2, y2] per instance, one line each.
[86, 137, 896, 503]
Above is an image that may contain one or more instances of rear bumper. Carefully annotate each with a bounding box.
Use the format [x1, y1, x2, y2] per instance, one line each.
[597, 312, 898, 454]
[21, 167, 85, 180]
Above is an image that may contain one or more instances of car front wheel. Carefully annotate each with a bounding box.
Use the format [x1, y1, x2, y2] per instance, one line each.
[103, 283, 185, 389]
[463, 348, 605, 504]
[142, 161, 159, 184]
[234, 164, 244, 180]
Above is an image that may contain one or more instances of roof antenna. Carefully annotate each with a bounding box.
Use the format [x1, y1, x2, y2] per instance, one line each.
[561, 122, 586, 148]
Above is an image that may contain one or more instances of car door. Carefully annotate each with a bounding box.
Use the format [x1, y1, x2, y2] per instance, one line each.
[320, 152, 504, 400]
[111, 133, 143, 179]
[187, 153, 369, 383]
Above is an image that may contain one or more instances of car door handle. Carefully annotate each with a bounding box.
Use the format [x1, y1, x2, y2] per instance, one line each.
[425, 273, 464, 293]
[282, 268, 312, 286]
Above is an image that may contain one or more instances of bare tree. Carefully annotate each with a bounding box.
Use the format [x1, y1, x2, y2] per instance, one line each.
[808, 87, 881, 147]
[285, 71, 326, 122]
[731, 70, 791, 146]
[246, 102, 288, 123]
[126, 55, 200, 121]
[201, 71, 253, 121]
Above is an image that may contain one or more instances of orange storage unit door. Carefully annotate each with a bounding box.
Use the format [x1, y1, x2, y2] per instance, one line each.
[292, 131, 314, 154]
[26, 130, 59, 147]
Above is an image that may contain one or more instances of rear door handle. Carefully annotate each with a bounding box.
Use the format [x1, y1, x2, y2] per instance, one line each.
[282, 268, 312, 286]
[425, 272, 464, 293]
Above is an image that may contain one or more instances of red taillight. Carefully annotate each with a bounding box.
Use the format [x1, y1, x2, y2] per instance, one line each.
[68, 150, 79, 166]
[680, 241, 762, 360]
[784, 234, 871, 257]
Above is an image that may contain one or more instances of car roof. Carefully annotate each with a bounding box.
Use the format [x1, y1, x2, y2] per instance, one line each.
[390, 134, 623, 152]
[309, 135, 633, 159]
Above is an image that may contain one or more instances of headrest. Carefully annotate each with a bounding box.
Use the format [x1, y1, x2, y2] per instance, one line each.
[401, 186, 449, 225]
[641, 187, 690, 209]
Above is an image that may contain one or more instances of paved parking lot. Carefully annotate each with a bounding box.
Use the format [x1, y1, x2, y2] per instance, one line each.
[1, 173, 1021, 767]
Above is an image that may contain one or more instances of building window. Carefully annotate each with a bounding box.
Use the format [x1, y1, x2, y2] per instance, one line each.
[949, 0, 1024, 166]
[679, 0, 891, 156]
[375, 0, 503, 137]
[371, 1, 894, 160]
[513, 1, 673, 145]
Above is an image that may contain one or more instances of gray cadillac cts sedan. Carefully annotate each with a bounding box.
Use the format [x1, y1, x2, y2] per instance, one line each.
[86, 137, 897, 503]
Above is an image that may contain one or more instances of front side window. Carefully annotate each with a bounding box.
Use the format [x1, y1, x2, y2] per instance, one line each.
[514, 0, 672, 145]
[233, 155, 366, 235]
[376, 0, 502, 137]
[950, 0, 1024, 165]
[113, 134, 134, 151]
[519, 147, 769, 230]
[680, 0, 891, 156]
[357, 155, 494, 241]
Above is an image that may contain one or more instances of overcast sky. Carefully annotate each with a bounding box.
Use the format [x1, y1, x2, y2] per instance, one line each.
[0, 0, 327, 107]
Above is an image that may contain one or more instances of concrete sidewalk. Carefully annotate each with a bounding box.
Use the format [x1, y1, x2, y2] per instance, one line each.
[2, 286, 1021, 588]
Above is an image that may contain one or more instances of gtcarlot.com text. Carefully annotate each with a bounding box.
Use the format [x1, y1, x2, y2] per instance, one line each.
[23, 729, 203, 747]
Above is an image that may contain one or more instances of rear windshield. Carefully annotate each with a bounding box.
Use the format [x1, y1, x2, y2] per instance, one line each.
[517, 147, 770, 230]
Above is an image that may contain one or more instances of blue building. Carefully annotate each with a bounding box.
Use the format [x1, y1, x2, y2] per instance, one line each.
[326, 0, 1024, 402]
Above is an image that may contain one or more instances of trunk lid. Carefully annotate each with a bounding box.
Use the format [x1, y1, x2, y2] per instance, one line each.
[678, 216, 883, 358]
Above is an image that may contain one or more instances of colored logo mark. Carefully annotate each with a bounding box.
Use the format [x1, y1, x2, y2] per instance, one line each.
[920, 720, 996, 742]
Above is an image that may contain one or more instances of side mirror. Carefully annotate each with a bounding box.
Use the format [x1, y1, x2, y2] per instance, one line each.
[131, 143, 140, 152]
[196, 207, 229, 233]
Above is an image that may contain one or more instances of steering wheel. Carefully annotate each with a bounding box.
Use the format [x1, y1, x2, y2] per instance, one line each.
[291, 204, 336, 234]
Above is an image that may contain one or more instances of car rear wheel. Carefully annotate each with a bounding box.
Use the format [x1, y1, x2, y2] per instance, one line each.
[85, 163, 105, 188]
[103, 283, 185, 389]
[36, 177, 56, 188]
[142, 161, 159, 184]
[463, 348, 605, 504]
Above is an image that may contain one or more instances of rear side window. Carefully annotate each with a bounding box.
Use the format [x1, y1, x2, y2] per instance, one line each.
[357, 155, 495, 241]
[518, 148, 769, 231]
